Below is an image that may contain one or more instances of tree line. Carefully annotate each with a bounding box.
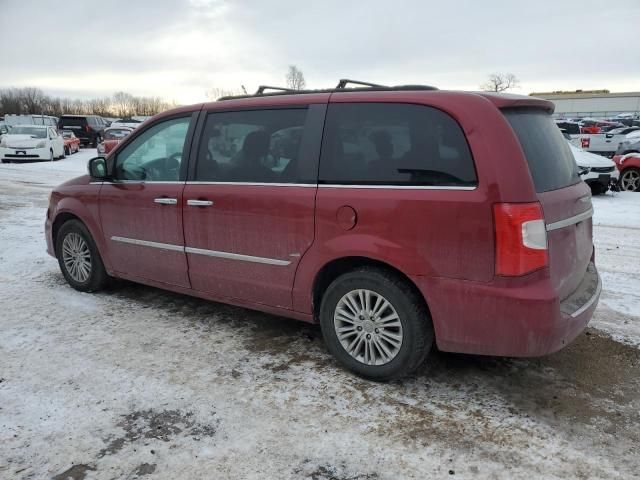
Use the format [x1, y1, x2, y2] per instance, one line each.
[0, 87, 177, 118]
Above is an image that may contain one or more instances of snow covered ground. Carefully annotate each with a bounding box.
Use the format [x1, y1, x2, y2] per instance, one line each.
[0, 152, 639, 479]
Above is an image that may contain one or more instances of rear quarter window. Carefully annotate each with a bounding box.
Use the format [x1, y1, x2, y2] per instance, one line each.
[319, 103, 477, 187]
[505, 109, 580, 193]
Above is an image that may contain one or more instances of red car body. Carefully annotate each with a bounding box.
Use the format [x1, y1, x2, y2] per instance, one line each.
[45, 90, 600, 361]
[98, 126, 134, 155]
[61, 131, 81, 154]
[613, 153, 640, 191]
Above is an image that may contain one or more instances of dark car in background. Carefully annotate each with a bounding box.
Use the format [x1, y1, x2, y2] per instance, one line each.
[57, 115, 107, 147]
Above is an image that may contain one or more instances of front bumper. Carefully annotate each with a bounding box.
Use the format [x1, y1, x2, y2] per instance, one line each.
[411, 262, 601, 357]
[0, 146, 50, 161]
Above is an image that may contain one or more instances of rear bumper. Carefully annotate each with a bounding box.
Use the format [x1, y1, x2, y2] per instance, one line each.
[411, 262, 601, 357]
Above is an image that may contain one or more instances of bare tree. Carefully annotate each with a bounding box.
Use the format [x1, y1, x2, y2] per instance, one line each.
[285, 65, 306, 90]
[0, 87, 177, 117]
[206, 87, 243, 101]
[480, 73, 520, 92]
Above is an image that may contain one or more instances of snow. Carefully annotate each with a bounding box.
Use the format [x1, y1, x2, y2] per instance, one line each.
[1, 156, 639, 479]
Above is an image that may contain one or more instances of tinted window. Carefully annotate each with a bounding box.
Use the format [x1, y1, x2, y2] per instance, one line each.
[505, 109, 580, 193]
[319, 103, 476, 186]
[195, 109, 309, 183]
[59, 117, 87, 127]
[115, 117, 191, 181]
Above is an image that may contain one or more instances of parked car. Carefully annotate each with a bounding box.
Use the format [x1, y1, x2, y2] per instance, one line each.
[57, 114, 107, 147]
[0, 124, 65, 162]
[110, 118, 143, 129]
[4, 114, 58, 129]
[612, 153, 640, 192]
[614, 130, 640, 156]
[45, 84, 600, 380]
[61, 130, 81, 155]
[574, 128, 640, 157]
[97, 126, 134, 155]
[555, 120, 581, 136]
[568, 142, 619, 194]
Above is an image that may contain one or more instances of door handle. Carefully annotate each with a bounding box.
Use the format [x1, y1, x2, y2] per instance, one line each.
[187, 199, 214, 207]
[154, 197, 178, 205]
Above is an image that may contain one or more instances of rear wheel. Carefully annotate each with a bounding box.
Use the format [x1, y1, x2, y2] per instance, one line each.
[64, 146, 70, 156]
[55, 220, 109, 292]
[620, 168, 640, 192]
[319, 267, 434, 381]
[49, 149, 54, 162]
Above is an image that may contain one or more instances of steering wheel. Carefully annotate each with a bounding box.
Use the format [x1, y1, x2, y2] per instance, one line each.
[144, 152, 181, 181]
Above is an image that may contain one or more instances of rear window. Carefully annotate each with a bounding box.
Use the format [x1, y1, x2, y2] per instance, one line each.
[505, 109, 580, 193]
[104, 129, 131, 140]
[59, 117, 87, 127]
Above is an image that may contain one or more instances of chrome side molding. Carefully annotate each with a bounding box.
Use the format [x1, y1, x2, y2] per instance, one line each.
[110, 236, 291, 266]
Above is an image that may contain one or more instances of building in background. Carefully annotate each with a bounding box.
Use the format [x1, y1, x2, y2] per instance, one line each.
[530, 90, 640, 118]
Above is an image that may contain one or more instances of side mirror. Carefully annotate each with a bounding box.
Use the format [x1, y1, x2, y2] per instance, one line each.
[88, 157, 109, 179]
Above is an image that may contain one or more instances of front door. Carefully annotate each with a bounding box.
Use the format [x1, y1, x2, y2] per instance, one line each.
[182, 106, 324, 308]
[99, 114, 196, 287]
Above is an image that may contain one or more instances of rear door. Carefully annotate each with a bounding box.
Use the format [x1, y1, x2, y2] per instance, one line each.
[182, 105, 325, 308]
[99, 113, 197, 287]
[504, 109, 593, 299]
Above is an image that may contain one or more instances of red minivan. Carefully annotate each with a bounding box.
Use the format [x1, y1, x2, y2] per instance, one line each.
[45, 82, 601, 380]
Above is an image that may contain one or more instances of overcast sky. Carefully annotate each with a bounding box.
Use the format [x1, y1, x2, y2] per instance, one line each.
[1, 0, 638, 104]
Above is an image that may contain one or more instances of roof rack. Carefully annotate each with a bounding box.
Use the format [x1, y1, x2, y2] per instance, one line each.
[254, 85, 296, 95]
[336, 79, 386, 89]
[217, 79, 438, 101]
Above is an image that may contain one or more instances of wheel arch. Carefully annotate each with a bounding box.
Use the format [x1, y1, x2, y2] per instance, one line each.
[51, 203, 112, 273]
[311, 256, 431, 324]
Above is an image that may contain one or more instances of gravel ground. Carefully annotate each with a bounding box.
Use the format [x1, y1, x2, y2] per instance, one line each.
[0, 151, 639, 480]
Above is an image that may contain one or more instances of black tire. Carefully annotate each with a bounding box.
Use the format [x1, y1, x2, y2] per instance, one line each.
[319, 267, 434, 381]
[64, 146, 70, 156]
[55, 219, 109, 292]
[589, 183, 606, 195]
[93, 134, 102, 148]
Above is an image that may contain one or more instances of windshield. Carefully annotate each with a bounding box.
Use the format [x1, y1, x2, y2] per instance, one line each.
[9, 126, 47, 138]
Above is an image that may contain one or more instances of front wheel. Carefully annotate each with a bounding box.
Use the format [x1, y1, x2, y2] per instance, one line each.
[619, 168, 640, 192]
[319, 267, 434, 381]
[55, 220, 109, 292]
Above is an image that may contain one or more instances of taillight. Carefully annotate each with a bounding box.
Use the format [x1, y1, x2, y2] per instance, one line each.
[86, 125, 90, 133]
[581, 137, 590, 149]
[494, 202, 548, 276]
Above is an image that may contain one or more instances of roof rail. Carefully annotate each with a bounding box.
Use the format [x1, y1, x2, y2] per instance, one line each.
[217, 79, 438, 101]
[336, 79, 386, 89]
[255, 85, 295, 95]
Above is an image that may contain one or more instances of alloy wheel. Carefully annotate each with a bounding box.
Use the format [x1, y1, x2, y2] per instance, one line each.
[620, 169, 640, 192]
[333, 289, 403, 366]
[62, 232, 92, 283]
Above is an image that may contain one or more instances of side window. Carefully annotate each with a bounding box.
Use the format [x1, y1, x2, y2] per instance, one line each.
[319, 103, 477, 187]
[115, 117, 191, 182]
[195, 109, 309, 183]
